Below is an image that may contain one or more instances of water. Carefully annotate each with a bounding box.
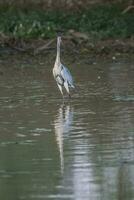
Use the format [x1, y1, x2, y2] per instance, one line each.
[0, 59, 134, 200]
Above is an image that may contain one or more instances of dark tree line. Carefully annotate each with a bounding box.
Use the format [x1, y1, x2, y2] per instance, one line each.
[0, 0, 134, 10]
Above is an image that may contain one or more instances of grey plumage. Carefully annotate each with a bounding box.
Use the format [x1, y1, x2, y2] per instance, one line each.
[53, 36, 75, 97]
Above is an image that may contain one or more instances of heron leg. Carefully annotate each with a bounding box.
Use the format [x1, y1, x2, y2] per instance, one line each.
[68, 93, 71, 99]
[64, 81, 70, 98]
[57, 84, 64, 97]
[64, 82, 69, 93]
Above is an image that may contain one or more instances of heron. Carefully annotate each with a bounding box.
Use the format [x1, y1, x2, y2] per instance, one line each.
[53, 36, 75, 98]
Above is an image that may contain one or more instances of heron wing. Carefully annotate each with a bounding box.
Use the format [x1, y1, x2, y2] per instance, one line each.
[60, 65, 74, 87]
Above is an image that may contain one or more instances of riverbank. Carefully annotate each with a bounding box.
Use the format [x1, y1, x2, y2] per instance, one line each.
[0, 3, 134, 57]
[0, 45, 134, 79]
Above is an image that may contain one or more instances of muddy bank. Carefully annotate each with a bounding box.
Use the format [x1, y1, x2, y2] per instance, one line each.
[0, 32, 134, 79]
[1, 36, 134, 57]
[0, 38, 134, 79]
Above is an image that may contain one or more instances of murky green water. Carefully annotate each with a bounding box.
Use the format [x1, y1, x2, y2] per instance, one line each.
[0, 59, 134, 200]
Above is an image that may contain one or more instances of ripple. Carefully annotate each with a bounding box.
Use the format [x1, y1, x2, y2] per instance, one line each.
[113, 95, 134, 102]
[30, 128, 51, 134]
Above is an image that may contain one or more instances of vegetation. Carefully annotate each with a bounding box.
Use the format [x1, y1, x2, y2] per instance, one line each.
[0, 4, 134, 40]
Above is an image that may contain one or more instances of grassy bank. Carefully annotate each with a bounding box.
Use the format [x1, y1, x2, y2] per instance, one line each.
[0, 4, 134, 56]
[0, 4, 134, 40]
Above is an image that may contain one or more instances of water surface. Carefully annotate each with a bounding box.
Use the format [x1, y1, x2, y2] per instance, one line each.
[0, 59, 134, 200]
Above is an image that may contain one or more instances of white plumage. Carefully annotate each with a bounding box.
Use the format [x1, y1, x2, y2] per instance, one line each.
[53, 36, 75, 97]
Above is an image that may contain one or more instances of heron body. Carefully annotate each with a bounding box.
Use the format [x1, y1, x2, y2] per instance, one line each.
[53, 37, 75, 97]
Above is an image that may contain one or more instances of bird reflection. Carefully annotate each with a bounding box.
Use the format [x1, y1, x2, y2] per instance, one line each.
[54, 103, 73, 173]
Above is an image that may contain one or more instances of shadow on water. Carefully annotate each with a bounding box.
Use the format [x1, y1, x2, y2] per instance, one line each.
[0, 59, 134, 200]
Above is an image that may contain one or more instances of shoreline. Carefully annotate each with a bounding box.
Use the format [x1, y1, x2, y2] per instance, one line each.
[0, 38, 134, 79]
[0, 36, 134, 56]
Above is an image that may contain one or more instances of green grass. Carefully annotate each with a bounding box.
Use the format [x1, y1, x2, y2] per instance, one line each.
[0, 4, 134, 40]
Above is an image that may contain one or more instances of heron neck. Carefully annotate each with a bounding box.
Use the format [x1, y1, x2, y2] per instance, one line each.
[56, 41, 60, 64]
